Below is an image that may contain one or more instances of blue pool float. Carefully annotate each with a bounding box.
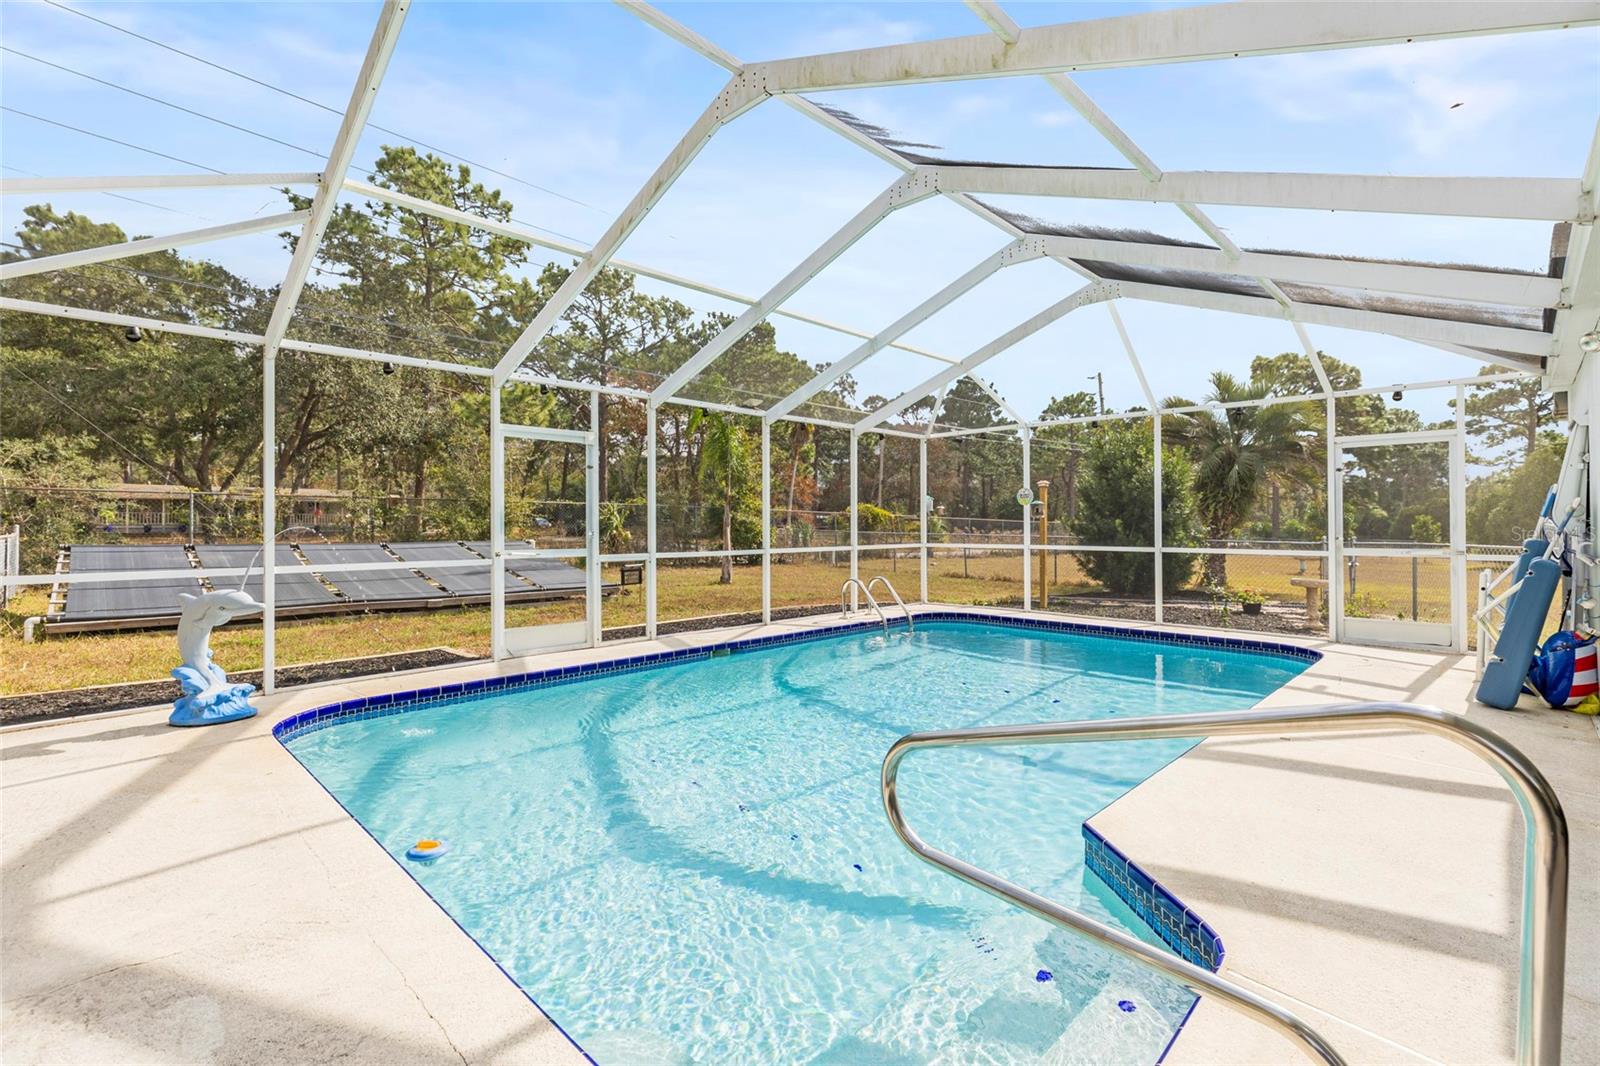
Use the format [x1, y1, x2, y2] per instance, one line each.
[1478, 557, 1563, 710]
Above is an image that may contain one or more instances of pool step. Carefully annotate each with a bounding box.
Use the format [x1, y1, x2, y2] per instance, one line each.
[839, 913, 1095, 1061]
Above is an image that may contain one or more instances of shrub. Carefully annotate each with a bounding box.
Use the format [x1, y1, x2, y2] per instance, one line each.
[1068, 422, 1202, 595]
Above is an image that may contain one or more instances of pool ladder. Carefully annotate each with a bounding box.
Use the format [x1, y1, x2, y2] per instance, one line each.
[867, 576, 913, 633]
[840, 577, 913, 635]
[881, 702, 1568, 1066]
[839, 578, 887, 634]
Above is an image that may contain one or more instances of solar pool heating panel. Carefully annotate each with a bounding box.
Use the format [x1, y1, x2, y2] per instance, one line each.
[194, 545, 339, 607]
[60, 545, 200, 620]
[465, 541, 586, 591]
[387, 542, 494, 596]
[299, 544, 439, 603]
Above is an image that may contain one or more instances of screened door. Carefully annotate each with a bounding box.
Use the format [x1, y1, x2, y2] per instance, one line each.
[494, 423, 598, 658]
[1334, 430, 1464, 649]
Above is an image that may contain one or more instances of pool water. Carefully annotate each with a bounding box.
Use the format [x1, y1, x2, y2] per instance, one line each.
[284, 620, 1309, 1064]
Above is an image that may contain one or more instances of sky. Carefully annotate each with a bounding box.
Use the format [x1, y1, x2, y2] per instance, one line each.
[2, 0, 1597, 424]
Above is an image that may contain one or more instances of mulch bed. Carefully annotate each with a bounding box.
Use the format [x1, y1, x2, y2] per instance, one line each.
[1, 647, 479, 726]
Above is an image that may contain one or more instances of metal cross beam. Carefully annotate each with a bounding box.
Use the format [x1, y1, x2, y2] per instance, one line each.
[1032, 236, 1563, 308]
[0, 210, 310, 281]
[767, 238, 1047, 419]
[745, 3, 1599, 92]
[921, 166, 1582, 222]
[1118, 280, 1553, 357]
[343, 177, 958, 366]
[0, 173, 322, 195]
[491, 70, 765, 384]
[651, 172, 938, 401]
[857, 283, 1115, 431]
[1547, 116, 1600, 387]
[255, 0, 409, 693]
[261, 2, 409, 352]
[963, 0, 1299, 312]
[614, 0, 1083, 420]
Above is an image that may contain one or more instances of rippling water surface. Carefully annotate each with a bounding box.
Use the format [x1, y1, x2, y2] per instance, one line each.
[287, 621, 1307, 1064]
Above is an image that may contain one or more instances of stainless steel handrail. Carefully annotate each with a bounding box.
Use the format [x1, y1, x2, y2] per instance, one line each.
[840, 578, 887, 633]
[882, 701, 1568, 1065]
[865, 575, 913, 633]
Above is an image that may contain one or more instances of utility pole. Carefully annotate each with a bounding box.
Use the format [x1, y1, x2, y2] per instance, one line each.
[1088, 372, 1105, 414]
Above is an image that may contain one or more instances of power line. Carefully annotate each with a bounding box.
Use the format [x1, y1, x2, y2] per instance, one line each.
[6, 363, 180, 484]
[1, 73, 593, 246]
[2, 46, 328, 161]
[1, 106, 224, 174]
[41, 0, 606, 214]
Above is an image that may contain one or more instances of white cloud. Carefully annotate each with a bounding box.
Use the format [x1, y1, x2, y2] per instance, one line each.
[1033, 110, 1079, 128]
[783, 12, 928, 56]
[1231, 34, 1585, 162]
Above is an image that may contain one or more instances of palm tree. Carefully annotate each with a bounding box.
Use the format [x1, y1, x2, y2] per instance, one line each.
[1162, 371, 1317, 588]
[689, 408, 749, 583]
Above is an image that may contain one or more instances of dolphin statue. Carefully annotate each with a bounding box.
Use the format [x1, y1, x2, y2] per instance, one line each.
[170, 587, 265, 727]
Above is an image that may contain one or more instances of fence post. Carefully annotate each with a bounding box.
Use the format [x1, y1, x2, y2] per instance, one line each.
[919, 437, 929, 603]
[1021, 426, 1032, 610]
[1412, 555, 1420, 620]
[0, 526, 17, 609]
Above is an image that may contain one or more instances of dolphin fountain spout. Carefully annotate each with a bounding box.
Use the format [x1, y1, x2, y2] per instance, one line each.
[170, 588, 265, 727]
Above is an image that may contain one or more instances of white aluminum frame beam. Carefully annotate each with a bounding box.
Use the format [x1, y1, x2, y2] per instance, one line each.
[256, 0, 409, 694]
[343, 178, 957, 366]
[745, 3, 1600, 91]
[492, 71, 764, 384]
[0, 173, 322, 195]
[1117, 280, 1553, 357]
[615, 0, 1086, 417]
[1548, 115, 1600, 386]
[767, 237, 1046, 419]
[857, 282, 1113, 431]
[922, 166, 1582, 222]
[1, 294, 941, 433]
[261, 2, 409, 352]
[652, 173, 937, 400]
[612, 2, 1091, 287]
[0, 295, 266, 346]
[1035, 235, 1564, 307]
[0, 210, 310, 281]
[963, 0, 1296, 314]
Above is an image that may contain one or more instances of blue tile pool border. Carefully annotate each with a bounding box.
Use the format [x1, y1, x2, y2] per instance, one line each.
[271, 610, 1320, 744]
[1081, 823, 1223, 1064]
[1082, 822, 1224, 973]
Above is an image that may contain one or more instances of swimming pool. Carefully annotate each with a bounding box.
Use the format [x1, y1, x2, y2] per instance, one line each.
[280, 616, 1313, 1064]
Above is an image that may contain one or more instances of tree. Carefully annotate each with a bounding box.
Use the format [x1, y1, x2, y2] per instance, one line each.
[689, 409, 754, 582]
[1463, 367, 1551, 462]
[1068, 420, 1201, 595]
[1031, 392, 1098, 525]
[1162, 372, 1318, 586]
[1466, 431, 1566, 544]
[0, 434, 116, 570]
[524, 263, 697, 500]
[288, 146, 530, 516]
[2, 205, 268, 493]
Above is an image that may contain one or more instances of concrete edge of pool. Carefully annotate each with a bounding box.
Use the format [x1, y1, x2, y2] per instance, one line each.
[3, 605, 1595, 1065]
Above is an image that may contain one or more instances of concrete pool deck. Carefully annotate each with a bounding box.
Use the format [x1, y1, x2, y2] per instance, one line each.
[2, 607, 1595, 1064]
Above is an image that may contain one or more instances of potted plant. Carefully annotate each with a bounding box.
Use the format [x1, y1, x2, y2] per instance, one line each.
[1235, 587, 1266, 615]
